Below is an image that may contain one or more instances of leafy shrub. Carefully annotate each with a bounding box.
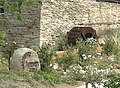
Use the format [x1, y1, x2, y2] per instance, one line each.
[55, 32, 68, 51]
[37, 43, 55, 72]
[103, 37, 119, 56]
[81, 57, 113, 88]
[104, 72, 120, 88]
[68, 64, 83, 81]
[75, 38, 98, 56]
[85, 37, 98, 48]
[55, 46, 80, 71]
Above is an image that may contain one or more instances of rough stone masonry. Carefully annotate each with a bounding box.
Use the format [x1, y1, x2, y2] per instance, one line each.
[40, 0, 120, 45]
[2, 0, 120, 47]
[3, 4, 41, 48]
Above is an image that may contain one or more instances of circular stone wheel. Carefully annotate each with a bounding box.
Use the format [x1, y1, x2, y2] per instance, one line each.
[10, 48, 40, 72]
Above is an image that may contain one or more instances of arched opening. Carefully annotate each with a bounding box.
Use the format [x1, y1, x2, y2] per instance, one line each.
[67, 27, 97, 45]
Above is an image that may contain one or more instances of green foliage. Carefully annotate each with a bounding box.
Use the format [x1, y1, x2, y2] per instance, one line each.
[0, 32, 5, 50]
[81, 58, 112, 88]
[0, 32, 7, 64]
[114, 26, 120, 44]
[68, 64, 83, 81]
[1, 0, 42, 20]
[55, 34, 114, 87]
[85, 38, 98, 48]
[1, 41, 17, 62]
[37, 43, 55, 72]
[0, 62, 8, 71]
[34, 71, 76, 85]
[0, 70, 25, 81]
[83, 70, 103, 88]
[61, 77, 77, 85]
[75, 38, 98, 55]
[113, 58, 120, 65]
[75, 40, 86, 55]
[104, 72, 120, 88]
[95, 59, 112, 70]
[103, 37, 119, 56]
[55, 44, 82, 71]
[34, 71, 61, 85]
[0, 70, 72, 85]
[56, 32, 68, 51]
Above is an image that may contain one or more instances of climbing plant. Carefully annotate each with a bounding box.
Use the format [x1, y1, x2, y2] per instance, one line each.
[0, 0, 42, 20]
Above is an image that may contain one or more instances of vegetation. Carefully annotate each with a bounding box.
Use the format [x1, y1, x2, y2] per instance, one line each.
[0, 69, 76, 85]
[1, 0, 42, 20]
[0, 27, 120, 87]
[55, 32, 68, 51]
[1, 0, 120, 87]
[103, 37, 119, 56]
[104, 72, 120, 88]
[37, 43, 55, 72]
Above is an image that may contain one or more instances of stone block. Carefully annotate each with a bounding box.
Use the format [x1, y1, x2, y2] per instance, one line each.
[10, 48, 40, 72]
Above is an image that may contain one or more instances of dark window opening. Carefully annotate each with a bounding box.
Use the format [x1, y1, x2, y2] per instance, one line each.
[67, 27, 97, 46]
[96, 0, 120, 4]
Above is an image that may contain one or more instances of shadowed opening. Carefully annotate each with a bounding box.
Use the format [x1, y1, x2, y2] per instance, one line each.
[67, 27, 97, 45]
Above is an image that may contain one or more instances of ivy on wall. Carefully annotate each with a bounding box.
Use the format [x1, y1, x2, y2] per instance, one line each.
[0, 0, 42, 20]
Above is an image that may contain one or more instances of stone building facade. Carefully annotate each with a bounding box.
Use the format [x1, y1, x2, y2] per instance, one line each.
[40, 0, 120, 45]
[3, 4, 41, 47]
[1, 0, 120, 47]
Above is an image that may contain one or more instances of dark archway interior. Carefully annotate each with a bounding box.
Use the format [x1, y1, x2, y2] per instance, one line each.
[85, 33, 93, 38]
[67, 27, 97, 45]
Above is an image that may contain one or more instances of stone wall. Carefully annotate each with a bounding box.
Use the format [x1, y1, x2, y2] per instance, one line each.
[4, 4, 41, 48]
[40, 0, 120, 45]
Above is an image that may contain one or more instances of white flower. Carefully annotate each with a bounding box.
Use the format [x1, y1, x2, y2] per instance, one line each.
[21, 45, 24, 47]
[50, 63, 52, 67]
[13, 41, 16, 44]
[108, 55, 114, 62]
[53, 63, 58, 69]
[80, 70, 86, 74]
[63, 72, 67, 75]
[82, 54, 87, 60]
[88, 54, 92, 58]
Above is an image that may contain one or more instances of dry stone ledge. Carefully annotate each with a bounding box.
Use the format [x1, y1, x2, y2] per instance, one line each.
[10, 48, 40, 72]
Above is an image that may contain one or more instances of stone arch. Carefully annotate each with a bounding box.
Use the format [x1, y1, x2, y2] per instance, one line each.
[67, 27, 97, 45]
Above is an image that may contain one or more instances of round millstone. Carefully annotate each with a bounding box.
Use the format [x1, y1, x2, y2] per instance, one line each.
[10, 48, 40, 72]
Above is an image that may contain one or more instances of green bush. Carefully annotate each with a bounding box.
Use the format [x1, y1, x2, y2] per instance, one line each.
[37, 43, 55, 72]
[55, 32, 68, 51]
[56, 52, 80, 71]
[75, 38, 98, 56]
[103, 37, 119, 56]
[104, 72, 120, 88]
